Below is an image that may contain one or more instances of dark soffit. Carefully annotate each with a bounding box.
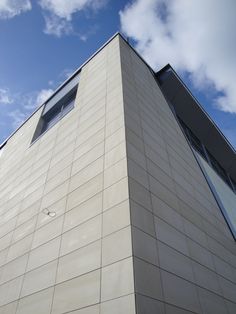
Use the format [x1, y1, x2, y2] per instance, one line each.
[156, 65, 236, 181]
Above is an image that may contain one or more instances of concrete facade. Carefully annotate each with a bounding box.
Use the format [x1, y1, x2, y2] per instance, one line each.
[0, 34, 235, 314]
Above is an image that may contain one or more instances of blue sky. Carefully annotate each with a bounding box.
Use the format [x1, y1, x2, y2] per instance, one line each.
[0, 0, 235, 150]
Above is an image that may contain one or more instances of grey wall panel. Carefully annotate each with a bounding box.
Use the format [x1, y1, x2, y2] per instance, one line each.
[119, 35, 236, 313]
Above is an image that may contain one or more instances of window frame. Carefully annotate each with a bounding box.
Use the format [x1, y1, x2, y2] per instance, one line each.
[178, 116, 236, 194]
[31, 85, 77, 144]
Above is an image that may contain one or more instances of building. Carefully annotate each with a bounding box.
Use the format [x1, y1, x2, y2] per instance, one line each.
[0, 33, 235, 314]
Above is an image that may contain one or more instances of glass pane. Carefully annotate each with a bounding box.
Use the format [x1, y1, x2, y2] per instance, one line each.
[62, 96, 75, 117]
[42, 107, 61, 132]
[207, 150, 231, 187]
[179, 118, 207, 160]
[196, 152, 236, 240]
[231, 178, 236, 192]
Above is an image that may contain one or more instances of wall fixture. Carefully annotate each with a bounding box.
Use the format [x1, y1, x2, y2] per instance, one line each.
[42, 208, 56, 218]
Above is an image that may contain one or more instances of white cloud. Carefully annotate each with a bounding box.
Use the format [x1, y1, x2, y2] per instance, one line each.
[43, 13, 73, 37]
[120, 0, 236, 114]
[0, 88, 13, 104]
[60, 68, 75, 80]
[0, 0, 31, 19]
[7, 109, 28, 129]
[39, 0, 106, 20]
[39, 0, 106, 36]
[6, 88, 53, 131]
[35, 88, 53, 106]
[48, 68, 76, 89]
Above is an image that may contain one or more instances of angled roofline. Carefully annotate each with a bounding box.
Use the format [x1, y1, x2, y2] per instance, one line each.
[156, 64, 236, 154]
[0, 32, 124, 147]
[1, 31, 157, 148]
[2, 31, 235, 173]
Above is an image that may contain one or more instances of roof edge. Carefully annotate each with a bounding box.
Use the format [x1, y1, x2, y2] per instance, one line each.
[156, 65, 236, 155]
[1, 32, 126, 147]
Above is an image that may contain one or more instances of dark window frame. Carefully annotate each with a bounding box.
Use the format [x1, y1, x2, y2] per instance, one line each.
[178, 116, 236, 194]
[31, 85, 77, 143]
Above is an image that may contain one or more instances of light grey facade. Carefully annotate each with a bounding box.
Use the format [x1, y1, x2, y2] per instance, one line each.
[0, 33, 235, 314]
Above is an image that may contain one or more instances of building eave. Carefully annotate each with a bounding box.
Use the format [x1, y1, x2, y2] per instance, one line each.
[156, 65, 236, 181]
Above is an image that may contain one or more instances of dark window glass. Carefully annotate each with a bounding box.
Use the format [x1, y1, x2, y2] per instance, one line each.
[178, 116, 235, 194]
[42, 89, 76, 133]
[188, 130, 205, 158]
[32, 85, 77, 143]
[61, 94, 76, 117]
[179, 118, 206, 160]
[42, 106, 62, 133]
[42, 91, 76, 133]
[231, 178, 236, 192]
[206, 149, 232, 187]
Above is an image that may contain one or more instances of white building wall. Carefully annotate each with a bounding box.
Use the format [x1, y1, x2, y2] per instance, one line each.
[0, 34, 235, 314]
[0, 35, 135, 314]
[120, 36, 236, 314]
